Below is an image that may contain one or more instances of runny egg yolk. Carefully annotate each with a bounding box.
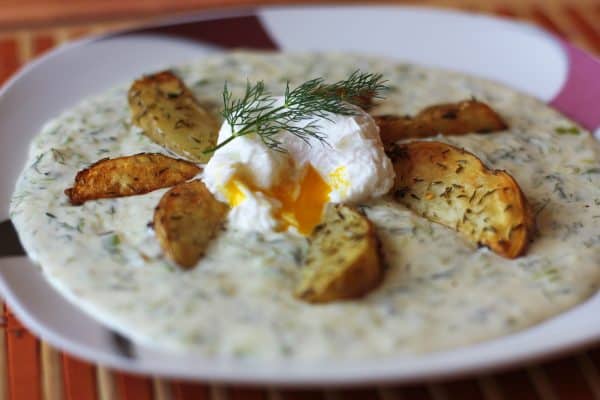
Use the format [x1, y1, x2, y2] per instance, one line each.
[222, 164, 331, 235]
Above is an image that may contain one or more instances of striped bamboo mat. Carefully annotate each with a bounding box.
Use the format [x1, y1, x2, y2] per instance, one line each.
[1, 1, 600, 399]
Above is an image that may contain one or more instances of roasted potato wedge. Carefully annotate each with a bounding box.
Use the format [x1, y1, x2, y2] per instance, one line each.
[312, 72, 382, 111]
[388, 141, 533, 258]
[128, 70, 219, 163]
[295, 204, 382, 303]
[333, 88, 377, 111]
[374, 100, 508, 145]
[153, 179, 228, 268]
[65, 153, 200, 205]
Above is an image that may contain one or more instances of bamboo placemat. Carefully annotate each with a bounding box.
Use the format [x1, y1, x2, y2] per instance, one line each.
[1, 1, 600, 399]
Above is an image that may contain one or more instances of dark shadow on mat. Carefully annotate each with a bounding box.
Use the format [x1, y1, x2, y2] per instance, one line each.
[0, 220, 25, 257]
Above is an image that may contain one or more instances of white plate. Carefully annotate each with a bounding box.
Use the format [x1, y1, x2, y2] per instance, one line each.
[1, 5, 599, 386]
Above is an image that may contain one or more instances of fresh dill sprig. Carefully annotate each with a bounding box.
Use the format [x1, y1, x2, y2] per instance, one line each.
[311, 70, 389, 108]
[205, 71, 388, 153]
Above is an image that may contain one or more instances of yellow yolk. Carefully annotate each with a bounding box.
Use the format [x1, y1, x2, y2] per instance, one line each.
[223, 179, 247, 207]
[222, 164, 331, 235]
[328, 166, 350, 197]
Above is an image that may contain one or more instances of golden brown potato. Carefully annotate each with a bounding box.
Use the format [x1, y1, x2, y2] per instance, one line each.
[128, 70, 219, 163]
[295, 204, 382, 303]
[388, 141, 533, 258]
[153, 180, 228, 268]
[334, 89, 377, 111]
[65, 153, 200, 205]
[374, 100, 508, 145]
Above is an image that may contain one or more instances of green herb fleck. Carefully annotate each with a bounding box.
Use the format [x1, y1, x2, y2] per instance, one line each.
[50, 148, 67, 165]
[584, 168, 600, 174]
[554, 126, 581, 135]
[102, 233, 121, 254]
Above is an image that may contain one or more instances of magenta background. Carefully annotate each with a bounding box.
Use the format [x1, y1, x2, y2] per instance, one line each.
[551, 40, 600, 131]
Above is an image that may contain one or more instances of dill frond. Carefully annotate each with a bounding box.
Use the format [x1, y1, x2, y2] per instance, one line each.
[206, 71, 388, 153]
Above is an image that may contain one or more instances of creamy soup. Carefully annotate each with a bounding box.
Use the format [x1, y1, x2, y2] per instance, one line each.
[10, 52, 600, 360]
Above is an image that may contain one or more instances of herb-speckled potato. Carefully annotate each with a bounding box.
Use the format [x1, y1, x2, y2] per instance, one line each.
[128, 71, 219, 163]
[65, 153, 200, 205]
[388, 141, 533, 258]
[153, 180, 228, 268]
[295, 204, 383, 303]
[374, 100, 507, 146]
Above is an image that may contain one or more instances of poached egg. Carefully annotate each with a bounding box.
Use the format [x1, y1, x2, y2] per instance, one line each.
[203, 101, 394, 235]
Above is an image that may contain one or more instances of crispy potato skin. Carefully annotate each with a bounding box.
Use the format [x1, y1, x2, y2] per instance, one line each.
[153, 180, 228, 269]
[65, 153, 200, 205]
[312, 86, 377, 111]
[374, 100, 508, 145]
[295, 204, 382, 303]
[128, 70, 219, 163]
[337, 90, 377, 111]
[388, 141, 533, 258]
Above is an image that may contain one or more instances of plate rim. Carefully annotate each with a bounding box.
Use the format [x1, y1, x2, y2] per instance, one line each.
[1, 4, 599, 385]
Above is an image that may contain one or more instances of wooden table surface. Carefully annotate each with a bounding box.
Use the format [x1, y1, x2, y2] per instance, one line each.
[1, 1, 600, 399]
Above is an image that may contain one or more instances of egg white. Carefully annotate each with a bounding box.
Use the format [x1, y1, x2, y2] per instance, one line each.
[202, 100, 394, 234]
